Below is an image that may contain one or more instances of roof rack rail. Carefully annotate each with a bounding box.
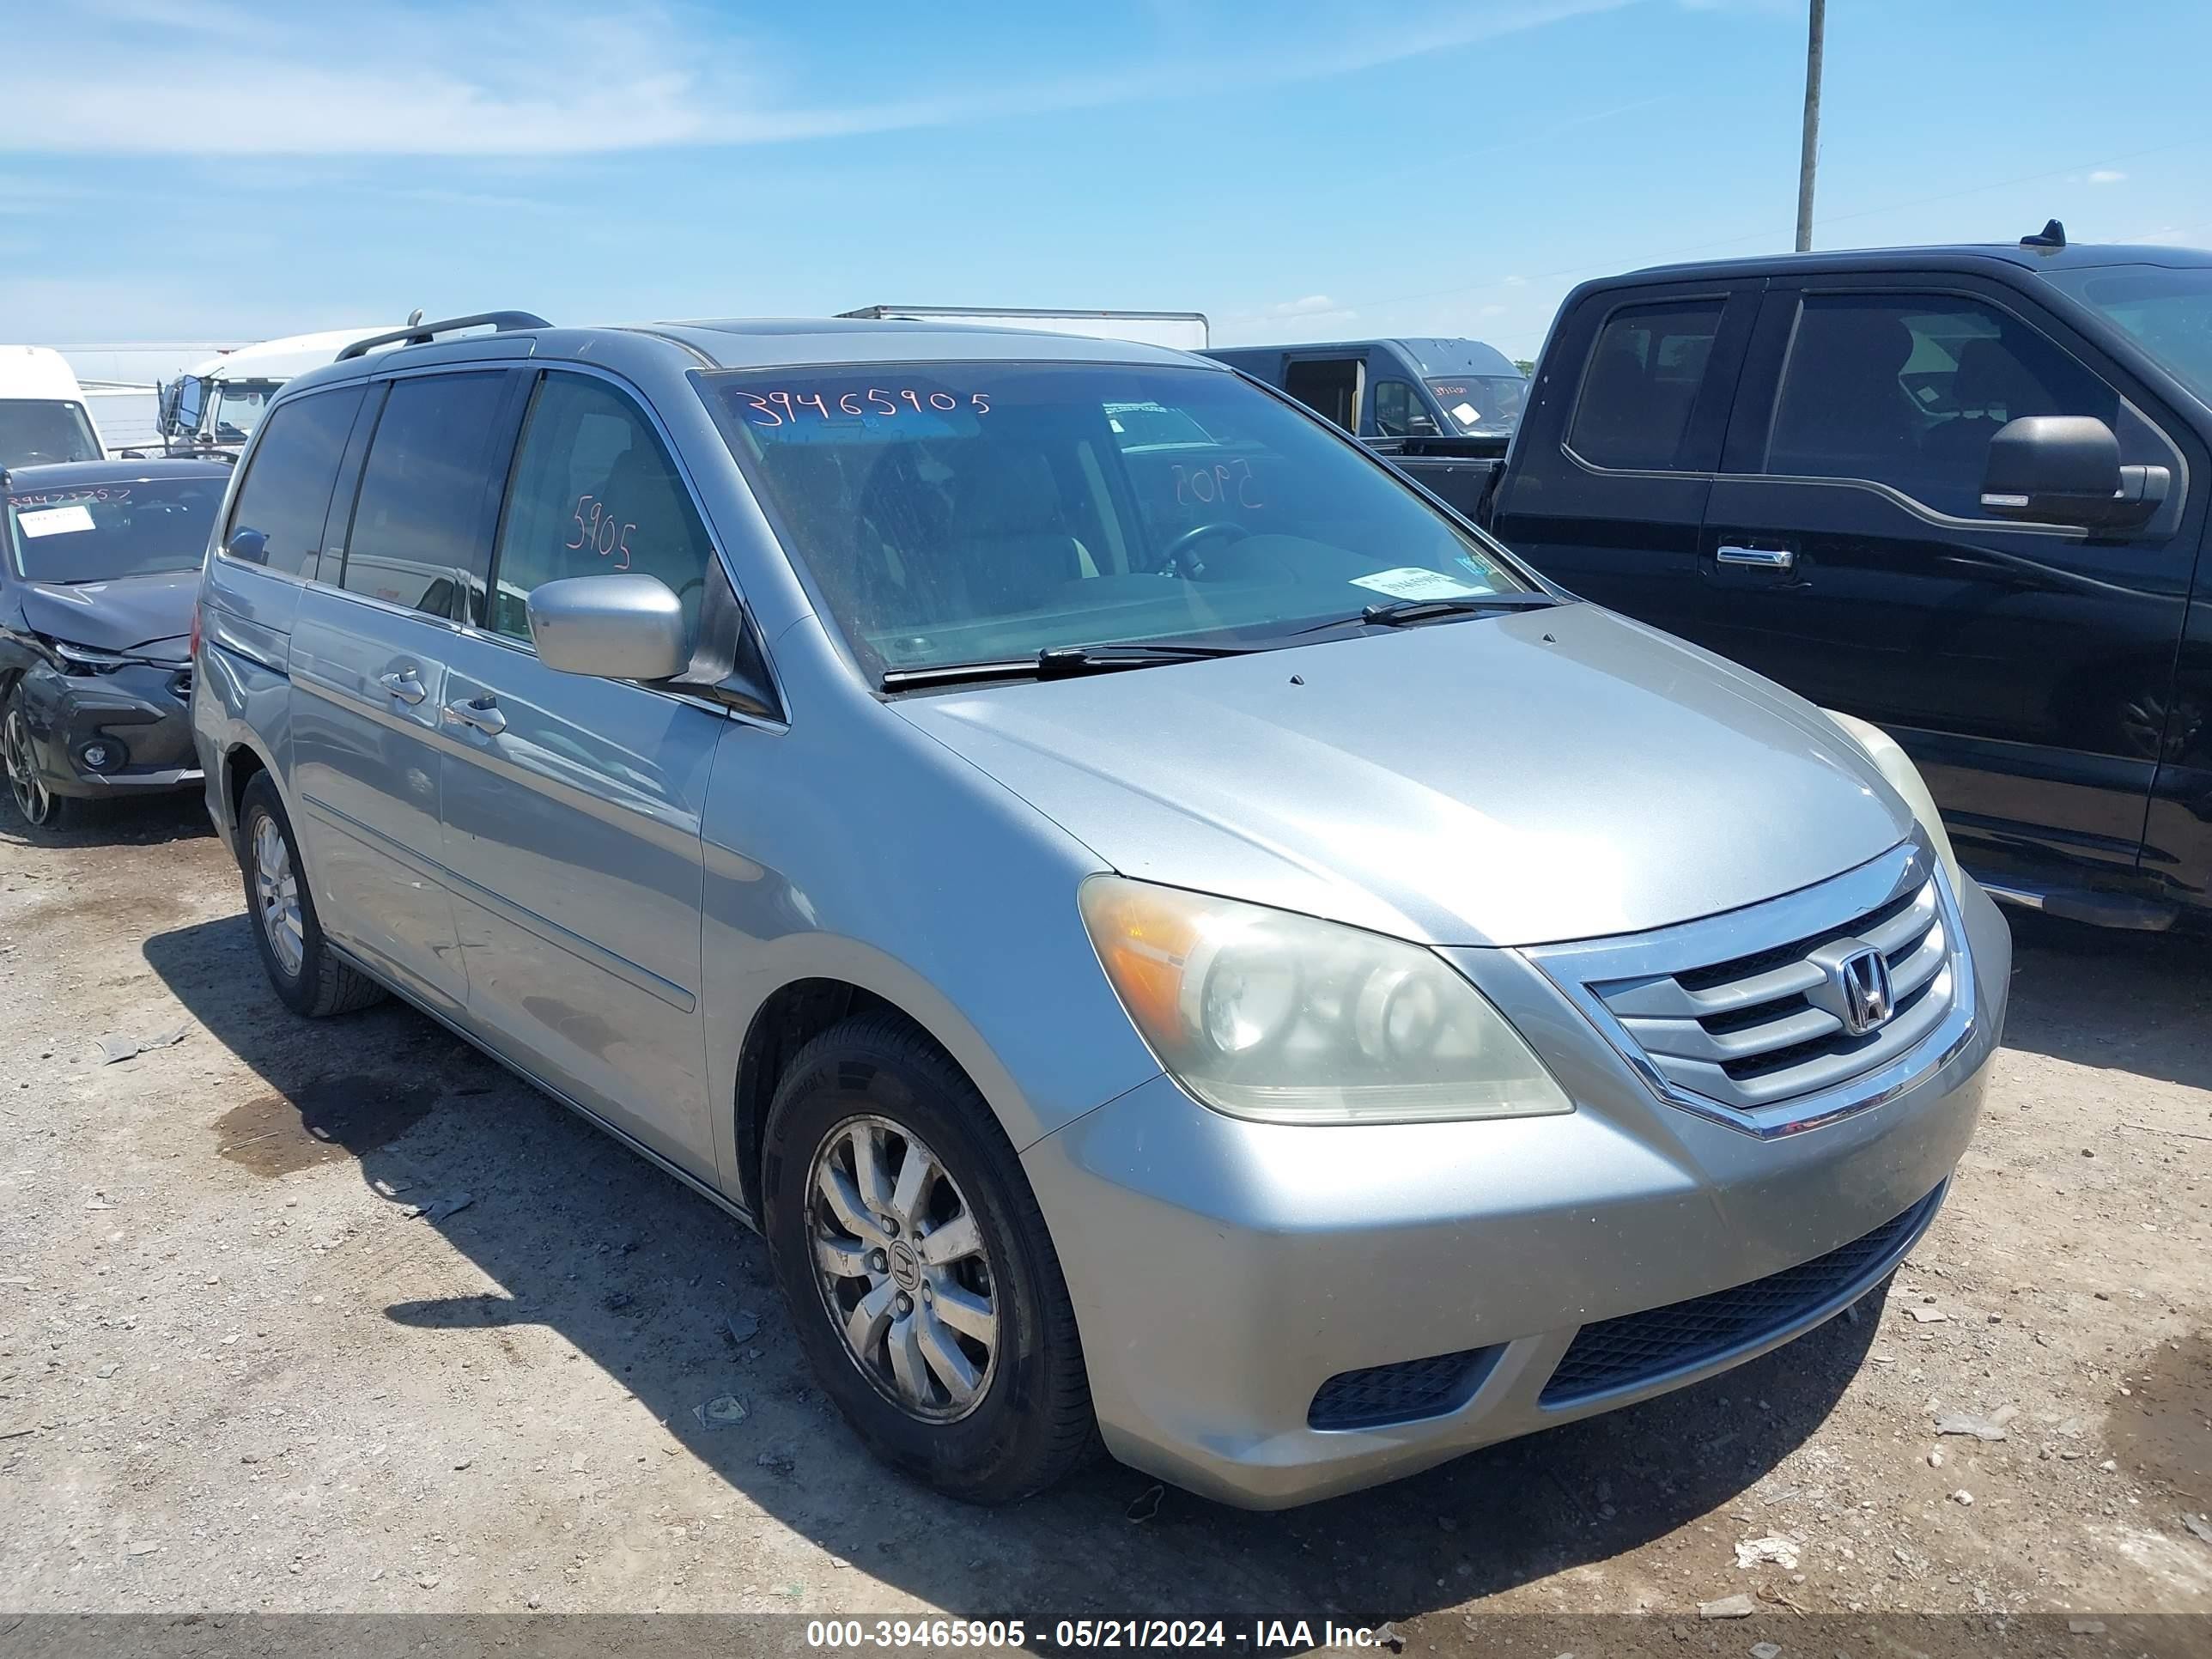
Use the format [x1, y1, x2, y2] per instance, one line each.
[337, 310, 551, 362]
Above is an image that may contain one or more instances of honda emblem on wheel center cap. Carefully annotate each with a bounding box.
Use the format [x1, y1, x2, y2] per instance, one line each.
[887, 1241, 922, 1292]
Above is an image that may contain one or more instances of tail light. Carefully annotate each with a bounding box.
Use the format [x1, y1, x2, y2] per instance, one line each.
[189, 605, 202, 663]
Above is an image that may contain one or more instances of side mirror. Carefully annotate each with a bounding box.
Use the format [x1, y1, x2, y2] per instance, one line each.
[1407, 412, 1442, 437]
[1981, 415, 2169, 529]
[526, 573, 690, 681]
[224, 526, 268, 562]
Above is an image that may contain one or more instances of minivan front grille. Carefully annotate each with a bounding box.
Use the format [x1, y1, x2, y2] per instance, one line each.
[1525, 840, 1972, 1131]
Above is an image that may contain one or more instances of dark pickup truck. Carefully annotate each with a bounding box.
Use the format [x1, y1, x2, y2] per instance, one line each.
[1206, 337, 1525, 520]
[1483, 225, 2212, 931]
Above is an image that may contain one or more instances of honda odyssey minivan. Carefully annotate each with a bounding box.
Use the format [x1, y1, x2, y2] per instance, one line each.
[192, 312, 2009, 1508]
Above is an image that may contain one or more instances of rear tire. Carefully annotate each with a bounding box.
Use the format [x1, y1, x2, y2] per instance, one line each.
[763, 1013, 1095, 1504]
[237, 773, 385, 1018]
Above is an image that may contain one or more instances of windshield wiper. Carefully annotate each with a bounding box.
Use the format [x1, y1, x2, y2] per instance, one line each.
[879, 640, 1259, 692]
[1291, 591, 1564, 636]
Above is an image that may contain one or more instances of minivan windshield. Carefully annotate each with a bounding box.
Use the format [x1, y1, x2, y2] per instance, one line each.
[0, 398, 102, 467]
[701, 362, 1535, 679]
[4, 478, 225, 583]
[2046, 264, 2212, 404]
[1425, 374, 1528, 437]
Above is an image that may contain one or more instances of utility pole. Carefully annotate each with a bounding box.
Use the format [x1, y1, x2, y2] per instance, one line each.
[1796, 0, 1826, 252]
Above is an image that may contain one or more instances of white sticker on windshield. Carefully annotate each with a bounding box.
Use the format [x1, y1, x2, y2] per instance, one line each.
[15, 504, 95, 538]
[1350, 566, 1487, 601]
[1452, 402, 1481, 426]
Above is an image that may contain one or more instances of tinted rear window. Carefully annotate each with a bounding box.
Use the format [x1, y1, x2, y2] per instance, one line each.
[1567, 301, 1723, 470]
[224, 386, 366, 579]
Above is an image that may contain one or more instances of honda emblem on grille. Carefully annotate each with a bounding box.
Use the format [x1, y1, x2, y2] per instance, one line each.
[1834, 946, 1894, 1036]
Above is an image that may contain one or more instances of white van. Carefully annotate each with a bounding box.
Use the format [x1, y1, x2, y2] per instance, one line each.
[161, 326, 411, 452]
[0, 345, 105, 466]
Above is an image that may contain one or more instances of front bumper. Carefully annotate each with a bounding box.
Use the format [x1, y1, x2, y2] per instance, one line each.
[1022, 874, 2010, 1509]
[15, 658, 202, 799]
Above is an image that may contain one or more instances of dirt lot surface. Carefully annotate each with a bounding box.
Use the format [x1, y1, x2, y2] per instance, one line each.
[2, 796, 2209, 1646]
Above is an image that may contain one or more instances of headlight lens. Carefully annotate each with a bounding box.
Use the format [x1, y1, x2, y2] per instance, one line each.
[1079, 877, 1573, 1125]
[1820, 708, 1963, 890]
[44, 637, 138, 675]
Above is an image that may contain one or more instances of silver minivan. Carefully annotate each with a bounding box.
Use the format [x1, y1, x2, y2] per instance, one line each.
[191, 313, 2010, 1509]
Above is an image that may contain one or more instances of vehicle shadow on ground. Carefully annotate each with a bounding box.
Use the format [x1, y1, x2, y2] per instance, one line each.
[1999, 911, 2212, 1093]
[0, 791, 213, 850]
[148, 910, 1881, 1627]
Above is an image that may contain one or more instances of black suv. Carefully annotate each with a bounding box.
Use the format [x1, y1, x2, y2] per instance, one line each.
[1487, 226, 2212, 931]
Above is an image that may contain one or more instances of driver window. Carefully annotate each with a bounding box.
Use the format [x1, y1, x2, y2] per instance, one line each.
[1765, 294, 2118, 516]
[485, 373, 715, 645]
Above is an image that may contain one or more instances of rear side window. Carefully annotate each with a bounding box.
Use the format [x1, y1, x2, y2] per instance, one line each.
[339, 373, 511, 617]
[486, 373, 715, 645]
[1567, 301, 1723, 470]
[1765, 294, 2118, 516]
[224, 386, 365, 579]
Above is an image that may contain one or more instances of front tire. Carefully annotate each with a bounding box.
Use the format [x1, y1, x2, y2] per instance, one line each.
[763, 1013, 1095, 1504]
[236, 772, 385, 1018]
[3, 686, 76, 830]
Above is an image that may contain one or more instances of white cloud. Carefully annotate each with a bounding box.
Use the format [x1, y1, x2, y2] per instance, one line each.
[0, 0, 1632, 156]
[2087, 168, 2128, 185]
[1272, 295, 1343, 316]
[1501, 274, 1529, 286]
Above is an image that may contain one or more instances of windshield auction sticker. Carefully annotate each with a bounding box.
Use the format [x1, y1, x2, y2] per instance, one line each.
[14, 503, 95, 538]
[1348, 566, 1488, 601]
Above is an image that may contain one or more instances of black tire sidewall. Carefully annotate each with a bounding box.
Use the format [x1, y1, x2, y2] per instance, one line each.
[236, 775, 325, 1017]
[763, 1026, 1073, 1504]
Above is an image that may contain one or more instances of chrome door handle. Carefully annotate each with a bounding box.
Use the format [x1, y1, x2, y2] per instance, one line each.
[1716, 544, 1796, 570]
[442, 696, 507, 736]
[376, 670, 427, 705]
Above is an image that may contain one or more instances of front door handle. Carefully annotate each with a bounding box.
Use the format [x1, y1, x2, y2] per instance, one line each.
[376, 669, 427, 705]
[1715, 544, 1796, 571]
[442, 695, 507, 737]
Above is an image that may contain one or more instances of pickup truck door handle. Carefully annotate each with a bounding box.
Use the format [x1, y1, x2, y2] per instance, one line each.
[442, 695, 507, 736]
[1715, 544, 1796, 571]
[376, 669, 427, 705]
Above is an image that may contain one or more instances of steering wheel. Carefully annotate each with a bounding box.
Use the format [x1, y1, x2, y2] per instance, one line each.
[1159, 520, 1250, 579]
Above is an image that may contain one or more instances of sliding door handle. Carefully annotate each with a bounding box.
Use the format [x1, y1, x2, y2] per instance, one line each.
[376, 669, 427, 705]
[442, 696, 507, 736]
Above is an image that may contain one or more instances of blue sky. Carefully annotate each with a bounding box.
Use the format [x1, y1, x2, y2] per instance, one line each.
[4, 0, 2210, 356]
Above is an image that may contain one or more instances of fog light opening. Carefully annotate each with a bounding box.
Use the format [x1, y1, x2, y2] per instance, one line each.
[77, 739, 124, 773]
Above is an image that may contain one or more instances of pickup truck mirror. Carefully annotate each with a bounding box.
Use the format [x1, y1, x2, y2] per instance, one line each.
[526, 572, 690, 681]
[1980, 415, 2168, 530]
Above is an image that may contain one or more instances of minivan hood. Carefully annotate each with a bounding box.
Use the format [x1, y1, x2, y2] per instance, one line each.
[894, 604, 1911, 948]
[16, 573, 198, 659]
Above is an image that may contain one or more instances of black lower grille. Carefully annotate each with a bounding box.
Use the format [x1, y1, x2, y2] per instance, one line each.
[1539, 1184, 1943, 1407]
[1309, 1346, 1497, 1431]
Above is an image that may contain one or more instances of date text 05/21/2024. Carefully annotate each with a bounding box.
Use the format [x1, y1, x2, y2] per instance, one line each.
[804, 1620, 1401, 1650]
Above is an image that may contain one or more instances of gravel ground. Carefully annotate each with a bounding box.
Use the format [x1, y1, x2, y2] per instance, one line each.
[1, 794, 2209, 1643]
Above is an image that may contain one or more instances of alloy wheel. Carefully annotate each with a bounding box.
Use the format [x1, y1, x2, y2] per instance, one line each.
[252, 814, 306, 977]
[807, 1114, 999, 1422]
[3, 707, 52, 825]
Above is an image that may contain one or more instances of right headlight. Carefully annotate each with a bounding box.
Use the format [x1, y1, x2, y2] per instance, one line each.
[1079, 876, 1572, 1126]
